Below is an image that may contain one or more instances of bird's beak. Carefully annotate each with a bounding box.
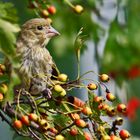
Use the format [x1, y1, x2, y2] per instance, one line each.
[47, 26, 60, 38]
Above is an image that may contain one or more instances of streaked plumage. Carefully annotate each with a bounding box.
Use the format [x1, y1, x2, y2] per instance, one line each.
[16, 18, 59, 95]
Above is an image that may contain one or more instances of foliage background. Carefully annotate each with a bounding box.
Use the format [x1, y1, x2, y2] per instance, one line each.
[0, 0, 140, 139]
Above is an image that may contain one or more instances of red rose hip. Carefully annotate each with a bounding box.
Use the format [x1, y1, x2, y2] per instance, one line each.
[21, 115, 30, 126]
[13, 120, 23, 129]
[119, 129, 130, 139]
[47, 5, 56, 15]
[70, 128, 78, 136]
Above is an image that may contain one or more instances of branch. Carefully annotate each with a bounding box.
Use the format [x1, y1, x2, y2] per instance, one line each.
[4, 103, 40, 131]
[59, 122, 75, 134]
[0, 109, 12, 127]
[0, 109, 30, 137]
[28, 127, 41, 140]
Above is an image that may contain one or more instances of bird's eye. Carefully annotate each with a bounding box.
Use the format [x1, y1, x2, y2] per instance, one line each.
[37, 25, 43, 30]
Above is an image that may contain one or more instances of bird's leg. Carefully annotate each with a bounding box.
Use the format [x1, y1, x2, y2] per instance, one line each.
[21, 89, 37, 111]
[29, 83, 33, 93]
[2, 101, 11, 112]
[42, 88, 52, 99]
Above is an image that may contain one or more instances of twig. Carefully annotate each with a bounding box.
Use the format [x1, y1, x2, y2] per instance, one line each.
[28, 127, 41, 140]
[13, 95, 45, 106]
[12, 100, 31, 105]
[21, 90, 37, 111]
[59, 122, 75, 134]
[4, 103, 40, 131]
[109, 122, 118, 135]
[0, 109, 30, 137]
[61, 79, 81, 89]
[37, 99, 48, 106]
[0, 109, 12, 127]
[38, 106, 57, 114]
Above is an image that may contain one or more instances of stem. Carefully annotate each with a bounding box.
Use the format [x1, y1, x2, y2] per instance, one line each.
[62, 101, 82, 110]
[28, 127, 41, 140]
[23, 90, 39, 115]
[109, 122, 118, 135]
[77, 59, 80, 79]
[59, 122, 75, 134]
[80, 77, 99, 84]
[79, 70, 99, 79]
[94, 43, 102, 96]
[62, 102, 71, 112]
[34, 9, 41, 18]
[63, 109, 81, 115]
[64, 0, 75, 8]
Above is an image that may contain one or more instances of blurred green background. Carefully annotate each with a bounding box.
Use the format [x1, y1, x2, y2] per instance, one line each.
[0, 0, 140, 139]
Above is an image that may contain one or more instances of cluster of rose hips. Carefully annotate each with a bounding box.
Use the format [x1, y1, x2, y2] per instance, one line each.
[87, 74, 130, 140]
[12, 109, 90, 139]
[0, 64, 130, 140]
[11, 73, 91, 140]
[69, 113, 91, 139]
[53, 74, 68, 96]
[54, 73, 130, 140]
[28, 0, 84, 23]
[28, 0, 56, 23]
[0, 64, 8, 103]
[45, 73, 130, 140]
[13, 113, 50, 130]
[40, 5, 56, 18]
[0, 63, 131, 140]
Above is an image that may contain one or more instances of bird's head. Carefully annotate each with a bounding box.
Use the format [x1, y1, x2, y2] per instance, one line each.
[18, 18, 60, 48]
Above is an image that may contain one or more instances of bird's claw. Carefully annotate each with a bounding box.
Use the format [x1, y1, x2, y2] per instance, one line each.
[42, 88, 52, 99]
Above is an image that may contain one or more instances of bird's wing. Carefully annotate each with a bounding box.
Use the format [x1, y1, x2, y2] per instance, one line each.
[51, 60, 60, 80]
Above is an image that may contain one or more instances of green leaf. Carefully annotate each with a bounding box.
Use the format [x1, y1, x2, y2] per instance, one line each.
[48, 100, 57, 110]
[3, 70, 20, 105]
[65, 133, 85, 140]
[88, 90, 96, 110]
[52, 114, 71, 128]
[0, 2, 18, 22]
[0, 74, 9, 84]
[0, 19, 20, 56]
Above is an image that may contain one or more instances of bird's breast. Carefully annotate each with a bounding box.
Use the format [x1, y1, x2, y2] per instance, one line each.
[20, 48, 53, 79]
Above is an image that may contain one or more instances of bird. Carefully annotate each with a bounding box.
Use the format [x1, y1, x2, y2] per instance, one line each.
[16, 18, 60, 96]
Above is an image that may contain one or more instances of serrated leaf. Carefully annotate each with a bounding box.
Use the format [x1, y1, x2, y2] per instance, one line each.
[48, 100, 57, 110]
[52, 114, 71, 128]
[88, 91, 96, 109]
